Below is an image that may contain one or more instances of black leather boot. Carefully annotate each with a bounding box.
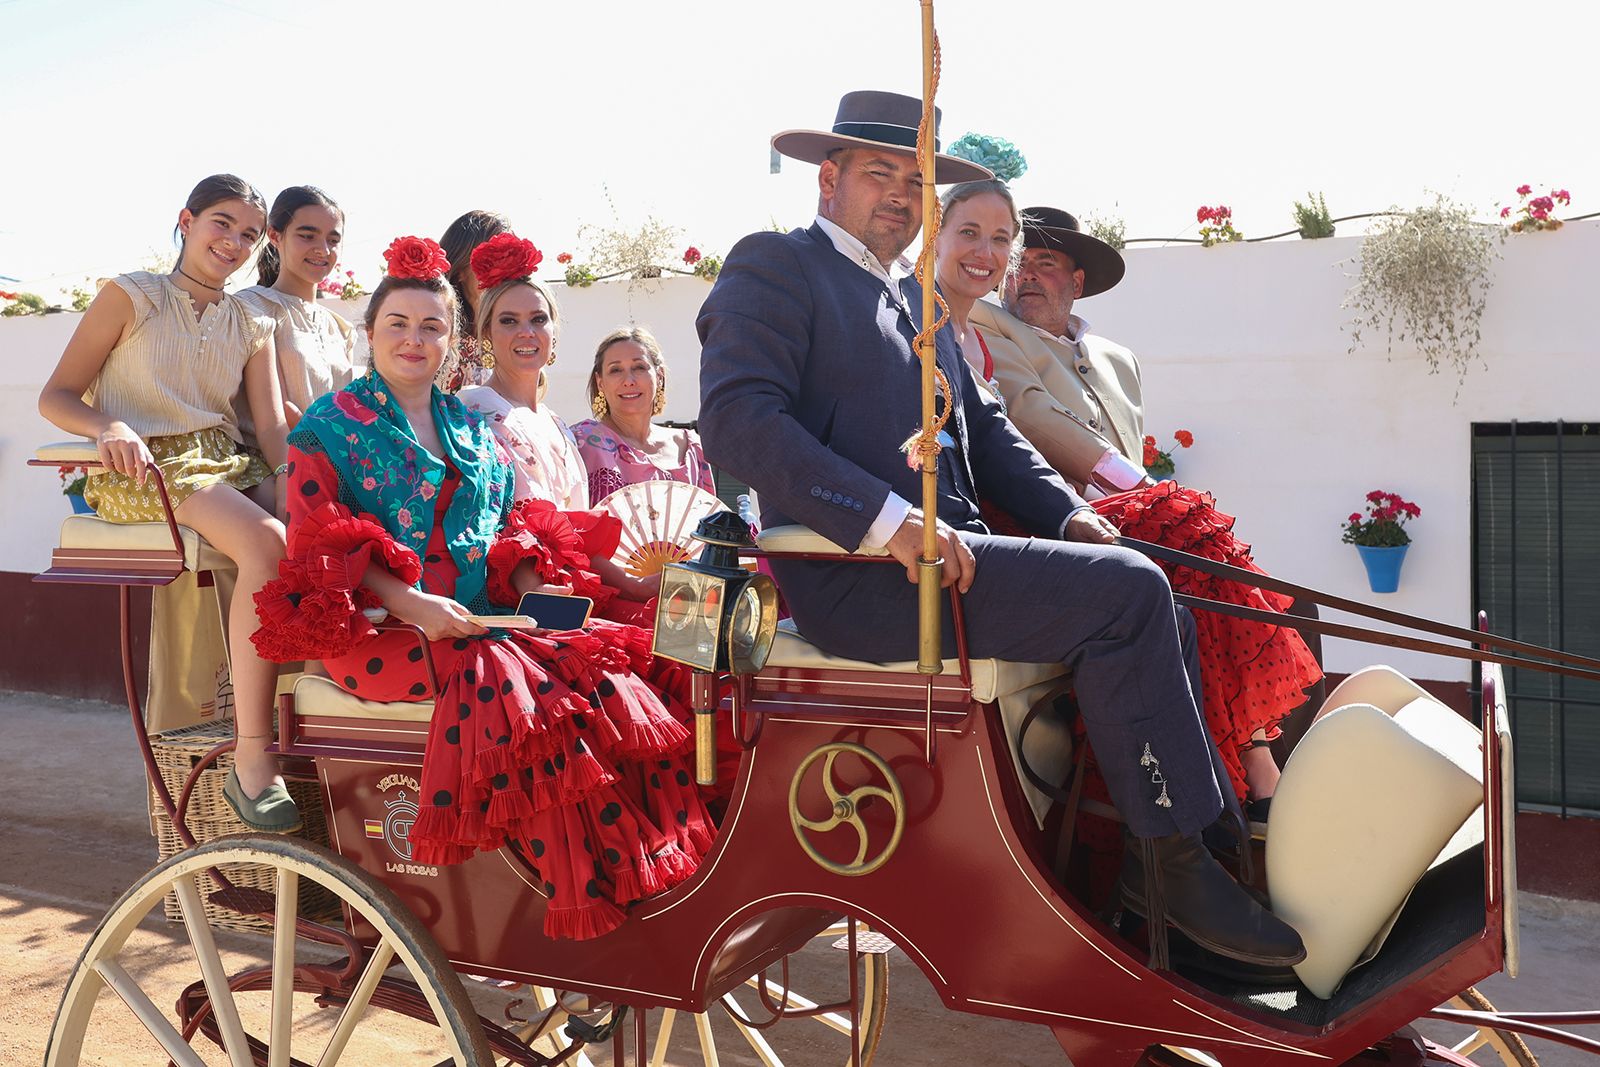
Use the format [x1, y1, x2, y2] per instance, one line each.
[1120, 831, 1306, 970]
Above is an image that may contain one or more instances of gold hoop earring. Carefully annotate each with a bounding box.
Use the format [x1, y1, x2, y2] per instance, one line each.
[652, 383, 667, 416]
[591, 392, 609, 418]
[478, 337, 495, 369]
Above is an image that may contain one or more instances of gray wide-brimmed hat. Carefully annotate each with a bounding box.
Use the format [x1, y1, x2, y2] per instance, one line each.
[1019, 206, 1126, 298]
[771, 90, 992, 185]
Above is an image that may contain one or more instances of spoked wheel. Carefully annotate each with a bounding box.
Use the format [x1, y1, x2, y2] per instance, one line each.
[1438, 987, 1540, 1067]
[645, 920, 889, 1067]
[46, 835, 494, 1067]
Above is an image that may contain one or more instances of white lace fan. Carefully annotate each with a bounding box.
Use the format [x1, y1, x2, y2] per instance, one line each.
[598, 480, 727, 577]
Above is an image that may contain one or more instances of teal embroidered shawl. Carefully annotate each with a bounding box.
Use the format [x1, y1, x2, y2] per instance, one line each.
[290, 370, 514, 612]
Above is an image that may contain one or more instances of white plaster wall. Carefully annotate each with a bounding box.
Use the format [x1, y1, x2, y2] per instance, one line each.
[1087, 222, 1599, 682]
[4, 226, 1595, 683]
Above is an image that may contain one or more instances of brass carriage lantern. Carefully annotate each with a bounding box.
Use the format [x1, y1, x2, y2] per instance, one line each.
[652, 511, 779, 785]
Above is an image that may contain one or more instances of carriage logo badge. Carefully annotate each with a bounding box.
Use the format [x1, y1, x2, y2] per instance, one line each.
[367, 773, 420, 864]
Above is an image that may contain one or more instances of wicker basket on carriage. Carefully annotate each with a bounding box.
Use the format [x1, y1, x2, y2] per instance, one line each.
[148, 719, 339, 932]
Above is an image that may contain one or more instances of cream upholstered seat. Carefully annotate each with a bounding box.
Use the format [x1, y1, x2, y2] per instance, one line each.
[37, 441, 234, 573]
[767, 620, 1059, 706]
[755, 524, 889, 557]
[1268, 666, 1484, 999]
[295, 673, 433, 722]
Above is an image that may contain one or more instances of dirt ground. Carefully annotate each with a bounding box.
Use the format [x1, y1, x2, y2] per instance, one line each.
[4, 692, 1596, 1067]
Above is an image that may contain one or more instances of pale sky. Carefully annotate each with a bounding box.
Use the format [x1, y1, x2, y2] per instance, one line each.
[2, 0, 1594, 297]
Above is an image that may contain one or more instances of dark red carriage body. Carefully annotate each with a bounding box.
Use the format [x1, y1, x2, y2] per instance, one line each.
[286, 654, 1515, 1067]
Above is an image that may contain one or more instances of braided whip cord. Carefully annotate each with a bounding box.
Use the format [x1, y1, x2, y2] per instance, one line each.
[901, 24, 953, 467]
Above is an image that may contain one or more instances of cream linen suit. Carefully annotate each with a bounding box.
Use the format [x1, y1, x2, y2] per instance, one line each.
[969, 299, 1144, 493]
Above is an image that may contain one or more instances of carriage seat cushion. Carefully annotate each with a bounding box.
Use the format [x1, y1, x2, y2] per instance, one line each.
[766, 619, 1061, 705]
[755, 524, 889, 557]
[1268, 676, 1484, 999]
[58, 514, 234, 573]
[295, 673, 432, 722]
[42, 438, 234, 573]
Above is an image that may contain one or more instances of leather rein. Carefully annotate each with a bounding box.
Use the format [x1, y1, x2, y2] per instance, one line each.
[1116, 536, 1600, 685]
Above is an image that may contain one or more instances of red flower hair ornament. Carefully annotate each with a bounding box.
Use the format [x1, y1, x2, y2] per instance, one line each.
[382, 236, 451, 280]
[471, 232, 544, 290]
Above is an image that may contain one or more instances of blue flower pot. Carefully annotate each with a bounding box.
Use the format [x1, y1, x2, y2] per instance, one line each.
[67, 492, 94, 515]
[1355, 544, 1409, 594]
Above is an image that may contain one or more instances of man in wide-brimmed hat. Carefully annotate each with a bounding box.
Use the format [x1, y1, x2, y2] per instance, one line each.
[697, 91, 1304, 971]
[970, 207, 1148, 496]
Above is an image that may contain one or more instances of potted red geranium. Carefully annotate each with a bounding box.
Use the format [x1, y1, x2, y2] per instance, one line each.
[1341, 490, 1420, 593]
[1143, 430, 1193, 480]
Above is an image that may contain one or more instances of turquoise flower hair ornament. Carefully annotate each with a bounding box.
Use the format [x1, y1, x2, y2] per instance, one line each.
[947, 133, 1028, 183]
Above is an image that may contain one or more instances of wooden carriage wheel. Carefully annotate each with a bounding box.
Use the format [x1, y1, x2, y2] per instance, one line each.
[45, 836, 494, 1067]
[1440, 987, 1540, 1067]
[504, 922, 888, 1067]
[649, 921, 889, 1067]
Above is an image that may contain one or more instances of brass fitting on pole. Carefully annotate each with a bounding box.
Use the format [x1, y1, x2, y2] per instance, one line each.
[692, 671, 719, 786]
[917, 557, 943, 672]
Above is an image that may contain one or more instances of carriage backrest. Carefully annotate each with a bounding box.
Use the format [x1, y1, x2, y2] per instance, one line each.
[1268, 666, 1486, 999]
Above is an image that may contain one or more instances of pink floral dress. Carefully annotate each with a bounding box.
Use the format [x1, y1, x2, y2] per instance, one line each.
[571, 419, 716, 506]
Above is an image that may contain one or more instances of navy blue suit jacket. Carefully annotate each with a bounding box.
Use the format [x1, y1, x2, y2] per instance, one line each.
[697, 224, 1085, 551]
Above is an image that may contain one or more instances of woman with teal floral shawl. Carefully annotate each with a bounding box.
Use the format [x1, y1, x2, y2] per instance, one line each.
[252, 240, 713, 940]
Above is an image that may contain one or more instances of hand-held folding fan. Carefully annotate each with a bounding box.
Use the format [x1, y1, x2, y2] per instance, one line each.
[598, 480, 727, 577]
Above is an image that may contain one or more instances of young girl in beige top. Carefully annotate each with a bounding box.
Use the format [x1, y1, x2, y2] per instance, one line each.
[38, 174, 300, 833]
[236, 185, 359, 435]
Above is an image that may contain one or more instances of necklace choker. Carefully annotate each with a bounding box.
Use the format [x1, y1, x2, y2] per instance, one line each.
[174, 266, 225, 293]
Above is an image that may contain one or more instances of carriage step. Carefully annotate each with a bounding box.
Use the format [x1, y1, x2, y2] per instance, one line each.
[833, 931, 895, 955]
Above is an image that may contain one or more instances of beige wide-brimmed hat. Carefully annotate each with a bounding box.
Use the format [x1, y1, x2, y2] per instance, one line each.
[771, 90, 992, 185]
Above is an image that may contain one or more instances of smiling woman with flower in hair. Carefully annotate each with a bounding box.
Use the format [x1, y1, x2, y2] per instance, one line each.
[458, 233, 663, 621]
[251, 235, 713, 940]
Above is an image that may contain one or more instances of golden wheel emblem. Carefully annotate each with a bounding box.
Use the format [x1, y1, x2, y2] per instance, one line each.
[788, 743, 905, 877]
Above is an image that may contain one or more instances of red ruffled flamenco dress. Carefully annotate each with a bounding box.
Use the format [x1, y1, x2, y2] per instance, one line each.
[253, 451, 716, 941]
[1090, 480, 1322, 798]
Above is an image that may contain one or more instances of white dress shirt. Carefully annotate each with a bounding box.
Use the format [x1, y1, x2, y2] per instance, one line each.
[813, 215, 1096, 547]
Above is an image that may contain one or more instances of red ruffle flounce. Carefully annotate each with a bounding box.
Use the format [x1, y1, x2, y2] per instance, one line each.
[252, 503, 422, 662]
[1093, 481, 1322, 798]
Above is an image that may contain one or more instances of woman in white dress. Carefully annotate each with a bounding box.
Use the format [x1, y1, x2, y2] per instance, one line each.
[458, 233, 657, 617]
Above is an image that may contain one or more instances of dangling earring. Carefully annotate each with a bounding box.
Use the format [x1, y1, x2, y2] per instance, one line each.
[478, 337, 495, 369]
[652, 382, 667, 416]
[591, 392, 609, 419]
[546, 344, 556, 367]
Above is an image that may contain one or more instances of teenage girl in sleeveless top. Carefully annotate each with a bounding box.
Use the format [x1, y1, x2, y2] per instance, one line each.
[236, 185, 359, 437]
[38, 174, 301, 834]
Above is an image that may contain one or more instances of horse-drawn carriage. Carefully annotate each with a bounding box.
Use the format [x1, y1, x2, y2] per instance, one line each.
[28, 436, 1600, 1067]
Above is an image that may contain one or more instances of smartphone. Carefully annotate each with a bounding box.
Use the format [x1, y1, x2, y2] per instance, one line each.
[515, 591, 595, 631]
